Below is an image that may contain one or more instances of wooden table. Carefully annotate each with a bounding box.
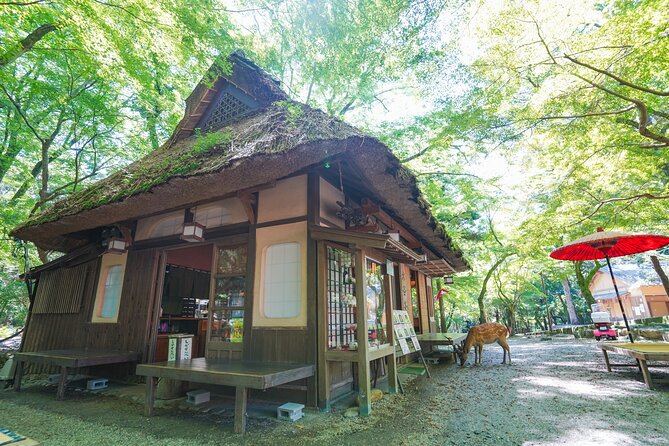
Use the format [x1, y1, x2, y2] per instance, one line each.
[416, 333, 467, 362]
[136, 358, 315, 434]
[13, 349, 141, 400]
[599, 342, 669, 389]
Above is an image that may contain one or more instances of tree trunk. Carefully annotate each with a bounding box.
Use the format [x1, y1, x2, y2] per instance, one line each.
[561, 276, 580, 324]
[477, 255, 511, 324]
[0, 24, 57, 68]
[438, 290, 447, 333]
[574, 261, 602, 306]
[650, 255, 669, 298]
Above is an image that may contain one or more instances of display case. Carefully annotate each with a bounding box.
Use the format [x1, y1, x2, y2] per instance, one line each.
[209, 245, 247, 343]
[326, 246, 357, 351]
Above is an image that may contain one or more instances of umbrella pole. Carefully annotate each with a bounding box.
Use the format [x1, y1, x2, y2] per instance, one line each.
[605, 255, 634, 343]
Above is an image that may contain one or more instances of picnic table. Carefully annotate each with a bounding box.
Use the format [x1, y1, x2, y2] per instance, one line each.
[13, 349, 141, 400]
[416, 333, 467, 362]
[136, 358, 315, 434]
[598, 342, 669, 389]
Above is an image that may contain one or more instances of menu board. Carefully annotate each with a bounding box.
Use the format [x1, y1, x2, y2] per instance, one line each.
[393, 310, 421, 356]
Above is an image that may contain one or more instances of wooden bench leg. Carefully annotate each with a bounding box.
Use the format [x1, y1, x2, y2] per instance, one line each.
[638, 360, 654, 390]
[602, 350, 612, 372]
[14, 360, 24, 392]
[145, 376, 156, 417]
[56, 366, 68, 400]
[234, 386, 247, 434]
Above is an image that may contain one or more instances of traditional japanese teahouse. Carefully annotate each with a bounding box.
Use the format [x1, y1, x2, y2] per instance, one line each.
[11, 51, 467, 430]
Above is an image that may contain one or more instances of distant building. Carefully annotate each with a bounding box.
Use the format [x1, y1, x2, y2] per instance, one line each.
[589, 264, 669, 321]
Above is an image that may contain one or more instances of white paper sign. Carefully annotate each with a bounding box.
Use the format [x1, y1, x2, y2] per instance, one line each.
[398, 338, 410, 355]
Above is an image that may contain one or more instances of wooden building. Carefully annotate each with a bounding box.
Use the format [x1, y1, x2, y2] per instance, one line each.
[591, 269, 669, 321]
[11, 52, 467, 414]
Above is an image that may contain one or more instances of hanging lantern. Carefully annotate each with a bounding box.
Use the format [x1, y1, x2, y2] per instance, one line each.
[105, 237, 128, 254]
[181, 208, 205, 242]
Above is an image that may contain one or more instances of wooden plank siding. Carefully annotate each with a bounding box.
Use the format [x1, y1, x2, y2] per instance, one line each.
[21, 248, 159, 374]
[32, 263, 92, 314]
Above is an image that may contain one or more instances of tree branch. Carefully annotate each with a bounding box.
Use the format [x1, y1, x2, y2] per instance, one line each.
[413, 171, 482, 179]
[0, 85, 43, 142]
[570, 72, 669, 146]
[0, 23, 57, 68]
[538, 106, 635, 121]
[565, 54, 669, 97]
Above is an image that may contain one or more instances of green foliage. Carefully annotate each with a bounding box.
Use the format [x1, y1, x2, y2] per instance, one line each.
[0, 271, 28, 326]
[274, 100, 304, 127]
[2, 0, 668, 332]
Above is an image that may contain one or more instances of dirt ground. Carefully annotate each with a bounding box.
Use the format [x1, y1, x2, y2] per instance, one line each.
[1, 336, 669, 446]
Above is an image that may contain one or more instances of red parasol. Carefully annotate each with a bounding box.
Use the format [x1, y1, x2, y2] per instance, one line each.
[550, 228, 669, 342]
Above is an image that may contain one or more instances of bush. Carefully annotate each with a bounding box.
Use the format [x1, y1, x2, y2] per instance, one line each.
[0, 271, 29, 327]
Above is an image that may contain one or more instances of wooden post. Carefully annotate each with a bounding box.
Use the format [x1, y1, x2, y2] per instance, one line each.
[145, 376, 156, 417]
[56, 366, 68, 400]
[13, 360, 24, 391]
[234, 386, 248, 434]
[383, 268, 397, 394]
[316, 241, 331, 410]
[355, 248, 371, 416]
[306, 172, 320, 408]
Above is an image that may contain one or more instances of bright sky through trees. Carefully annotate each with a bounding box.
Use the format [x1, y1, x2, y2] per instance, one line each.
[1, 0, 668, 330]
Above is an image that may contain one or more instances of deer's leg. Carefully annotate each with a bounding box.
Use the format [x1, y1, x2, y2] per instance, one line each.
[499, 339, 511, 364]
[476, 345, 482, 366]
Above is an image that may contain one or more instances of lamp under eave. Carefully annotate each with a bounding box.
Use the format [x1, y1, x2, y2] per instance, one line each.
[181, 222, 206, 242]
[105, 237, 128, 254]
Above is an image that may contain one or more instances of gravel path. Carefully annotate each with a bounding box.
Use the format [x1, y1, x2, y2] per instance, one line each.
[1, 337, 668, 445]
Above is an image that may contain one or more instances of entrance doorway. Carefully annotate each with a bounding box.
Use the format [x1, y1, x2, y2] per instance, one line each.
[155, 244, 214, 362]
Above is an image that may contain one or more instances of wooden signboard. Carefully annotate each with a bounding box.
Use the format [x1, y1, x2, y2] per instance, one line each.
[392, 310, 430, 378]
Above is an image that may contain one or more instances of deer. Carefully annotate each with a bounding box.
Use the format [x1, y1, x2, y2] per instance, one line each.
[454, 322, 511, 366]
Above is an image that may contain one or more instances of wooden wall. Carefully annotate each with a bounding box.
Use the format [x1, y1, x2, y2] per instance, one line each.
[21, 248, 159, 372]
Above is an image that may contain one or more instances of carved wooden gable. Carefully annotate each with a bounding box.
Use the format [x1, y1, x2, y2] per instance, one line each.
[198, 83, 258, 132]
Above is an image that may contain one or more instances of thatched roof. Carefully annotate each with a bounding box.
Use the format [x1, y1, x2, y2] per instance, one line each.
[11, 53, 468, 272]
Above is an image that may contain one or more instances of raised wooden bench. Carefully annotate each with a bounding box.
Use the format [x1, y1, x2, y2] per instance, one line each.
[599, 342, 669, 389]
[135, 358, 315, 434]
[13, 349, 141, 400]
[416, 333, 466, 362]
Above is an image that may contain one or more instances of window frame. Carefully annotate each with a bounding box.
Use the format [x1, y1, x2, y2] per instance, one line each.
[262, 242, 302, 319]
[253, 222, 307, 328]
[91, 252, 128, 324]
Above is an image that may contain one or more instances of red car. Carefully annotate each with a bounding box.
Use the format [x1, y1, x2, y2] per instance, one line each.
[593, 322, 618, 341]
[592, 311, 618, 341]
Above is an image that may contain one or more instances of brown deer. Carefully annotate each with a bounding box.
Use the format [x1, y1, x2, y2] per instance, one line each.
[455, 322, 511, 366]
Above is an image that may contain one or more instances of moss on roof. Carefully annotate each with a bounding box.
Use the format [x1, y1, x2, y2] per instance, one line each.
[18, 103, 359, 229]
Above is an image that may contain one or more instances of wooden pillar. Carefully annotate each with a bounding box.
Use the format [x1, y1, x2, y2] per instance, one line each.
[306, 172, 319, 407]
[316, 241, 331, 410]
[417, 272, 429, 333]
[234, 386, 248, 434]
[355, 248, 371, 416]
[13, 360, 24, 391]
[145, 376, 156, 417]
[384, 268, 397, 394]
[56, 366, 68, 400]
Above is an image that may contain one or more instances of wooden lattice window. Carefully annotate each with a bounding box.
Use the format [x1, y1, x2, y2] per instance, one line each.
[32, 262, 92, 314]
[326, 246, 357, 351]
[201, 84, 258, 131]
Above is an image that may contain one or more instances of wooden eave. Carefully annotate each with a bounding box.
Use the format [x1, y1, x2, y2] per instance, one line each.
[310, 225, 424, 265]
[413, 259, 457, 276]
